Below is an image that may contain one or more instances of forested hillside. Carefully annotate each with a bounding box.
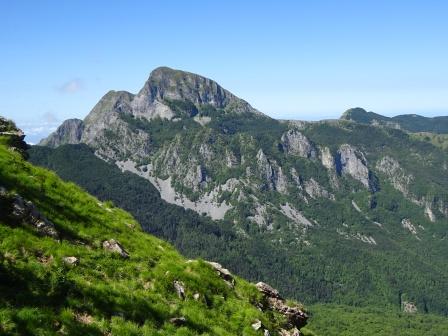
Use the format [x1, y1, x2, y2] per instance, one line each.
[0, 118, 311, 336]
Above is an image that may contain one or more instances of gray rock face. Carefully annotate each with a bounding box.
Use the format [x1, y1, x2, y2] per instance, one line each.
[281, 130, 316, 158]
[256, 282, 281, 299]
[320, 146, 334, 170]
[134, 67, 259, 115]
[39, 119, 84, 147]
[304, 178, 335, 200]
[41, 67, 262, 162]
[376, 156, 412, 195]
[256, 149, 288, 193]
[256, 149, 274, 185]
[336, 144, 373, 190]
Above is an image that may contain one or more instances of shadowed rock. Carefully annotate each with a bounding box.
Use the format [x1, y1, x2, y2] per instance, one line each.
[256, 282, 308, 330]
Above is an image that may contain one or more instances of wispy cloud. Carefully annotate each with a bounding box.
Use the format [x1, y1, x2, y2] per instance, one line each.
[57, 78, 84, 94]
[42, 111, 58, 123]
[17, 111, 61, 144]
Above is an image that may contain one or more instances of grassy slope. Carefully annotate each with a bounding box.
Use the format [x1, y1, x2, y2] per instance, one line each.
[0, 142, 301, 336]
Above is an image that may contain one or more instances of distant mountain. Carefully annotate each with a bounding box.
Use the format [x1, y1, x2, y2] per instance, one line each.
[38, 67, 448, 319]
[1, 119, 311, 336]
[341, 107, 448, 133]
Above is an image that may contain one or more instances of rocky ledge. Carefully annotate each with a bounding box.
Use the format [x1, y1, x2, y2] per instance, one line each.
[256, 282, 308, 333]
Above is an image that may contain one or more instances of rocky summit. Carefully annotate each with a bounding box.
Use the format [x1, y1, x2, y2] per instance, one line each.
[37, 67, 448, 319]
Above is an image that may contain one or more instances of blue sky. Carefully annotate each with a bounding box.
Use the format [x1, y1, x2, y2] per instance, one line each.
[1, 0, 448, 143]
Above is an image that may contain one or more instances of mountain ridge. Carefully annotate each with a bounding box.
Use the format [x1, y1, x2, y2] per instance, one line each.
[341, 107, 448, 133]
[37, 67, 448, 317]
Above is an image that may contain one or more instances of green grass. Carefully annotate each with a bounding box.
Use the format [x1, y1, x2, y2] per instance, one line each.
[0, 140, 300, 335]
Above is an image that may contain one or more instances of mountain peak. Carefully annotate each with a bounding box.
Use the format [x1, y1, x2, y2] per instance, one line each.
[137, 66, 259, 114]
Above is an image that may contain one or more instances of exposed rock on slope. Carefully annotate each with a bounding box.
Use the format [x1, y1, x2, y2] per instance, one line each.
[134, 66, 260, 115]
[376, 156, 412, 196]
[256, 282, 308, 330]
[0, 117, 29, 158]
[0, 187, 59, 239]
[39, 118, 84, 147]
[281, 129, 316, 158]
[337, 144, 375, 191]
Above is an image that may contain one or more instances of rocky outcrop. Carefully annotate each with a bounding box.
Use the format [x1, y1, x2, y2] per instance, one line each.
[7, 192, 59, 239]
[0, 117, 29, 158]
[134, 67, 260, 116]
[320, 146, 334, 170]
[376, 156, 443, 221]
[304, 178, 334, 200]
[376, 156, 413, 196]
[401, 218, 419, 237]
[103, 239, 130, 258]
[256, 149, 289, 193]
[256, 282, 308, 331]
[281, 130, 316, 159]
[257, 149, 275, 188]
[337, 144, 375, 191]
[280, 203, 313, 227]
[38, 119, 84, 147]
[93, 118, 151, 161]
[247, 202, 270, 228]
[206, 261, 235, 287]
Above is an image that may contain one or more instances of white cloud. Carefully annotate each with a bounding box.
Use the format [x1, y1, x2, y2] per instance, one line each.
[57, 78, 84, 94]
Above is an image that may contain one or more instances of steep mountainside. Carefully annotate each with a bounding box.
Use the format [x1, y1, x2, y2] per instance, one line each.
[341, 107, 448, 133]
[39, 67, 448, 316]
[0, 119, 311, 336]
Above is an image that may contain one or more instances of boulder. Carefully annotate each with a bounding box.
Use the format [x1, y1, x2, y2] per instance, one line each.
[169, 316, 186, 326]
[10, 194, 59, 239]
[206, 261, 235, 286]
[63, 256, 79, 266]
[251, 319, 262, 331]
[256, 282, 281, 299]
[103, 239, 129, 258]
[173, 280, 185, 300]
